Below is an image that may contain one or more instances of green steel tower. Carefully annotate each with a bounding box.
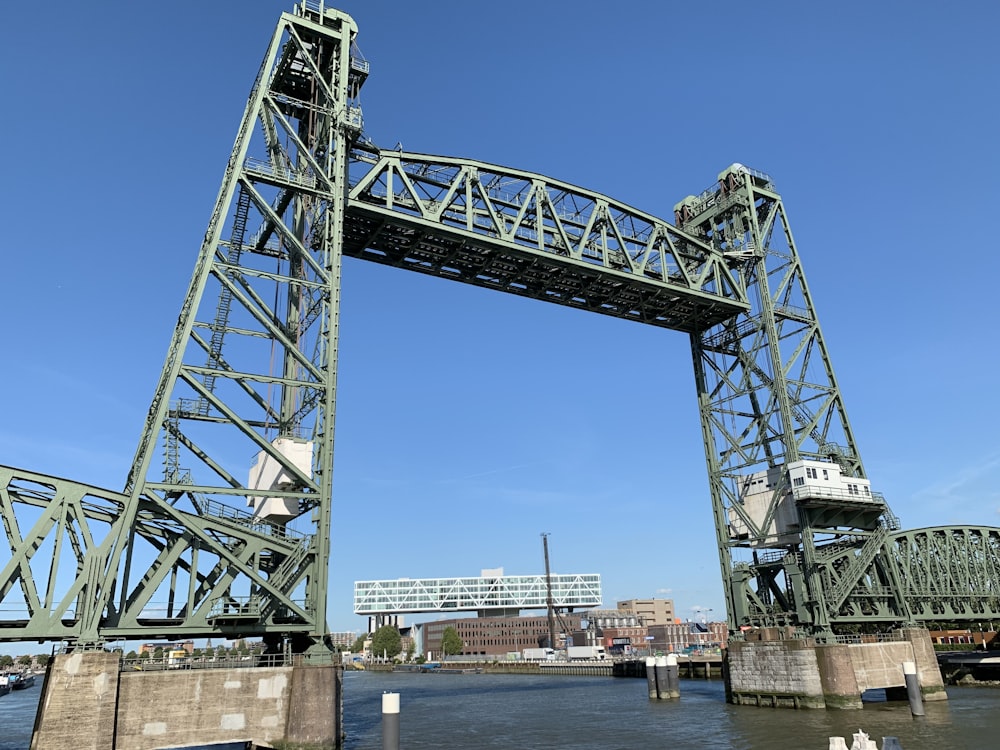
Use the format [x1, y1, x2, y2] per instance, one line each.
[110, 2, 366, 652]
[681, 165, 901, 637]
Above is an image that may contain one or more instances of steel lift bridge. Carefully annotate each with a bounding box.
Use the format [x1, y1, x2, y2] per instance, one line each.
[2, 2, 1000, 653]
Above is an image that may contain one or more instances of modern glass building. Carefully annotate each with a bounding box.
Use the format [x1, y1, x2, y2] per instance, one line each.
[354, 572, 602, 618]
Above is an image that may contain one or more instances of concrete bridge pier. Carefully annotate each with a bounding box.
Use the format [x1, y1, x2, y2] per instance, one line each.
[725, 627, 946, 710]
[31, 650, 343, 749]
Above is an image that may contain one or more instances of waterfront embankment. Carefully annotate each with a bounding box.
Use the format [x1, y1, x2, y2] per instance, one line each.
[359, 654, 723, 679]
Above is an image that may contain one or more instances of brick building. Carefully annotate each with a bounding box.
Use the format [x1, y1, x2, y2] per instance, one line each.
[647, 621, 727, 652]
[326, 631, 358, 649]
[421, 614, 584, 658]
[585, 609, 648, 655]
[138, 640, 194, 655]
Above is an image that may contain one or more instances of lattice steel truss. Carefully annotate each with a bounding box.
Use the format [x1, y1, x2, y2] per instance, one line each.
[343, 144, 749, 331]
[0, 2, 365, 650]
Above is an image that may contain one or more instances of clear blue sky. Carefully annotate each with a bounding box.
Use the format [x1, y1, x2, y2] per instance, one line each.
[1, 1, 998, 645]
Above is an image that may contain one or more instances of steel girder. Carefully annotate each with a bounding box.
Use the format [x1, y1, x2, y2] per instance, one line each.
[343, 144, 749, 332]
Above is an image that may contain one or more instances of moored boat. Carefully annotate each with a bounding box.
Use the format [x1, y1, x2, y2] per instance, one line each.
[0, 674, 10, 697]
[10, 672, 36, 690]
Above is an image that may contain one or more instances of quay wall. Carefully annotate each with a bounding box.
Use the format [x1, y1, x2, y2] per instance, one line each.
[31, 651, 120, 750]
[32, 653, 342, 750]
[727, 628, 946, 709]
[373, 656, 724, 679]
[728, 638, 827, 708]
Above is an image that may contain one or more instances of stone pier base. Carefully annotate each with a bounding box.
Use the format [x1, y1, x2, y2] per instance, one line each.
[32, 652, 343, 749]
[725, 627, 946, 709]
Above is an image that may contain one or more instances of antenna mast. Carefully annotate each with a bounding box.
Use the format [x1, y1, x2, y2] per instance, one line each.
[542, 532, 557, 650]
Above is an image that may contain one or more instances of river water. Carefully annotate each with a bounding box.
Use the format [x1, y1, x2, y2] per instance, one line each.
[342, 672, 996, 750]
[3, 672, 996, 749]
[0, 679, 41, 750]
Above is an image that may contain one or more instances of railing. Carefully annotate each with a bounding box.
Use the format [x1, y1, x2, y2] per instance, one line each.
[833, 631, 906, 645]
[0, 607, 77, 621]
[298, 0, 325, 16]
[244, 157, 321, 190]
[824, 526, 890, 613]
[206, 595, 314, 622]
[207, 595, 261, 620]
[774, 304, 812, 322]
[791, 484, 880, 505]
[818, 442, 856, 460]
[700, 317, 758, 352]
[196, 494, 308, 542]
[683, 165, 774, 223]
[118, 650, 336, 673]
[345, 106, 363, 130]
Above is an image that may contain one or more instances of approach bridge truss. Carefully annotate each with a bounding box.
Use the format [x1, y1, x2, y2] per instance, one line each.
[2, 1, 999, 648]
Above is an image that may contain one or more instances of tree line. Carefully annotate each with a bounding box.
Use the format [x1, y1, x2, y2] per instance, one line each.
[355, 625, 463, 660]
[0, 653, 51, 670]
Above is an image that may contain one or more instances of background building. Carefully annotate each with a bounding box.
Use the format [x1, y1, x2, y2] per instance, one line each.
[355, 569, 601, 625]
[616, 598, 675, 626]
[326, 631, 357, 650]
[420, 614, 585, 658]
[585, 609, 647, 655]
[648, 621, 727, 653]
[138, 640, 194, 655]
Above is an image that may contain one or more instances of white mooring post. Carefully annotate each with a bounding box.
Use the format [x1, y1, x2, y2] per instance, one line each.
[654, 655, 668, 700]
[902, 661, 925, 717]
[665, 653, 681, 698]
[645, 656, 658, 699]
[828, 731, 904, 750]
[382, 691, 400, 750]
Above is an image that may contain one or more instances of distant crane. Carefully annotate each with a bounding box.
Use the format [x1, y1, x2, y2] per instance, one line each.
[541, 533, 573, 649]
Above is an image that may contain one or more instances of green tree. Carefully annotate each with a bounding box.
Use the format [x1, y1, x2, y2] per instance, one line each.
[16, 654, 32, 668]
[153, 646, 164, 659]
[441, 626, 464, 657]
[125, 651, 138, 661]
[36, 654, 53, 668]
[350, 634, 367, 654]
[370, 626, 402, 660]
[0, 654, 14, 669]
